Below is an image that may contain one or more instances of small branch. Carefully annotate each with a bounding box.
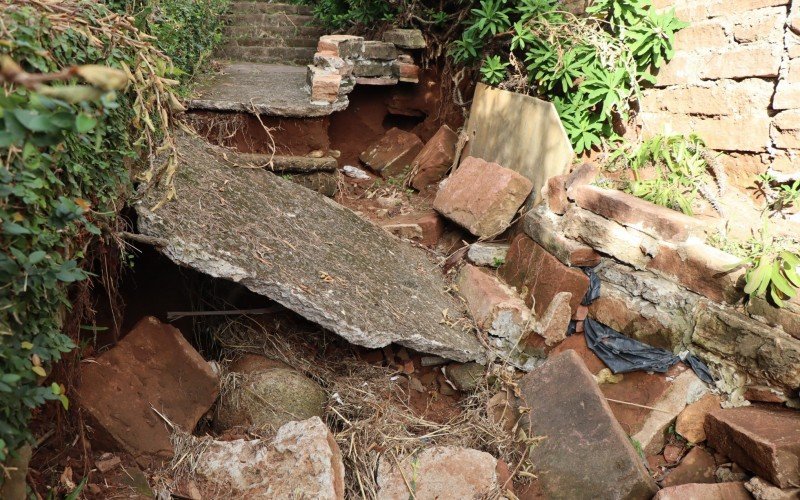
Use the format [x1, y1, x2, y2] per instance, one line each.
[166, 306, 284, 321]
[117, 231, 168, 248]
[605, 397, 676, 414]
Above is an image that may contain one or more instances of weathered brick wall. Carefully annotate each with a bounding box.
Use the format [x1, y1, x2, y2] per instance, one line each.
[639, 0, 799, 188]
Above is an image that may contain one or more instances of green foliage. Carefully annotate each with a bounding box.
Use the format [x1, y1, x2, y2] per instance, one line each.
[291, 0, 397, 30]
[0, 0, 174, 461]
[455, 0, 687, 153]
[755, 173, 800, 215]
[740, 230, 800, 308]
[613, 134, 714, 215]
[105, 0, 230, 83]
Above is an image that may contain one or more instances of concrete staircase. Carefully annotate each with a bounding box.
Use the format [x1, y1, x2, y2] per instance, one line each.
[218, 2, 322, 65]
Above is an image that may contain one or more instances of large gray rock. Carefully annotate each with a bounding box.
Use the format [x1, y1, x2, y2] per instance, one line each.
[137, 133, 486, 363]
[215, 357, 326, 434]
[517, 350, 658, 499]
[195, 417, 345, 499]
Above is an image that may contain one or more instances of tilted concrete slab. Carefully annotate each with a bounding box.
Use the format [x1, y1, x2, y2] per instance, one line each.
[136, 133, 487, 362]
[188, 62, 347, 117]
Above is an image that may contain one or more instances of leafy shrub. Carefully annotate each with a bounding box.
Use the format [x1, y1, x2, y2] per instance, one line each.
[0, 0, 176, 462]
[105, 0, 230, 82]
[454, 0, 686, 153]
[743, 236, 800, 308]
[291, 0, 398, 30]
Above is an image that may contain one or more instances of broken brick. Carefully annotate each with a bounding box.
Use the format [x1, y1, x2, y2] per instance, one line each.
[542, 174, 569, 214]
[317, 34, 363, 59]
[381, 210, 444, 247]
[409, 124, 458, 190]
[654, 482, 751, 500]
[359, 127, 423, 178]
[522, 205, 601, 267]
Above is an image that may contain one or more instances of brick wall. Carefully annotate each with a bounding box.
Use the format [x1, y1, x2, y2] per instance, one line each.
[639, 0, 799, 188]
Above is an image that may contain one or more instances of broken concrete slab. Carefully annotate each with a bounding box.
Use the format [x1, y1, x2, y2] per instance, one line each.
[189, 62, 347, 117]
[377, 446, 498, 499]
[457, 264, 533, 354]
[137, 133, 486, 363]
[194, 417, 345, 499]
[219, 150, 338, 173]
[434, 156, 533, 238]
[78, 317, 219, 462]
[359, 127, 423, 178]
[516, 350, 658, 499]
[467, 242, 509, 267]
[705, 405, 800, 488]
[464, 83, 573, 206]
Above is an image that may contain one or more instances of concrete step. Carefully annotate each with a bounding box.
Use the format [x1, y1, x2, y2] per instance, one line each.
[224, 24, 324, 39]
[229, 2, 313, 15]
[216, 46, 316, 65]
[225, 35, 318, 49]
[224, 13, 315, 27]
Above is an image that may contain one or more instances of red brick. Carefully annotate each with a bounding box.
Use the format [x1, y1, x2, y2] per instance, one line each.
[641, 79, 775, 117]
[661, 446, 717, 487]
[433, 157, 533, 238]
[517, 351, 658, 498]
[640, 111, 772, 152]
[654, 482, 751, 500]
[499, 234, 589, 317]
[772, 110, 800, 149]
[707, 0, 789, 16]
[676, 393, 722, 443]
[674, 20, 728, 50]
[359, 127, 423, 178]
[382, 210, 444, 247]
[732, 7, 786, 44]
[702, 46, 781, 80]
[571, 185, 705, 242]
[392, 61, 420, 83]
[409, 125, 458, 190]
[564, 162, 599, 194]
[310, 72, 341, 103]
[774, 81, 800, 110]
[705, 406, 800, 488]
[647, 242, 745, 303]
[317, 34, 363, 59]
[78, 317, 218, 463]
[542, 175, 569, 214]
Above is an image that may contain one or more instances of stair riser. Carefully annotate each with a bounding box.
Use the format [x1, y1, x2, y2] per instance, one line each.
[229, 2, 313, 15]
[225, 37, 318, 48]
[216, 46, 315, 65]
[224, 14, 315, 27]
[224, 25, 324, 39]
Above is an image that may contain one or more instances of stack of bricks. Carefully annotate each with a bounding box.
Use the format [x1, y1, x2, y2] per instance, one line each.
[307, 29, 424, 104]
[632, 0, 800, 188]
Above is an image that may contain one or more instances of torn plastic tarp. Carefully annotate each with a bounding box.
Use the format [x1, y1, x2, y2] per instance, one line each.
[577, 267, 714, 384]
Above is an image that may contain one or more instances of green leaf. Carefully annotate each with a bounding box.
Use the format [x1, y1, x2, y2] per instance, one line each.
[75, 113, 98, 133]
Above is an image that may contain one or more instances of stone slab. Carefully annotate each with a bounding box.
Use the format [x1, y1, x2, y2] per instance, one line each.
[189, 62, 347, 117]
[654, 482, 751, 500]
[137, 133, 487, 363]
[705, 406, 800, 488]
[359, 127, 423, 178]
[517, 350, 658, 499]
[78, 317, 219, 462]
[522, 205, 601, 267]
[464, 83, 573, 206]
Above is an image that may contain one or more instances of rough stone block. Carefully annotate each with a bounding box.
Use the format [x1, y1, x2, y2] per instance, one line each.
[196, 417, 345, 499]
[747, 295, 800, 340]
[361, 40, 397, 60]
[499, 234, 589, 318]
[313, 51, 353, 76]
[457, 264, 533, 351]
[706, 0, 789, 17]
[701, 45, 782, 80]
[467, 242, 509, 267]
[676, 393, 722, 443]
[377, 446, 498, 498]
[542, 174, 569, 214]
[772, 110, 800, 149]
[788, 58, 800, 83]
[674, 20, 729, 50]
[353, 59, 393, 78]
[359, 127, 423, 178]
[661, 446, 717, 487]
[433, 156, 533, 238]
[381, 210, 444, 247]
[654, 482, 752, 500]
[705, 406, 800, 488]
[571, 184, 705, 242]
[640, 111, 772, 152]
[310, 70, 342, 104]
[774, 81, 800, 110]
[533, 291, 572, 346]
[78, 317, 219, 462]
[732, 7, 786, 44]
[409, 124, 458, 190]
[562, 206, 654, 269]
[522, 205, 601, 267]
[654, 52, 702, 87]
[382, 28, 426, 49]
[317, 34, 363, 59]
[564, 162, 599, 194]
[354, 76, 399, 86]
[641, 79, 776, 117]
[517, 351, 658, 499]
[647, 242, 745, 304]
[692, 303, 800, 391]
[392, 60, 420, 83]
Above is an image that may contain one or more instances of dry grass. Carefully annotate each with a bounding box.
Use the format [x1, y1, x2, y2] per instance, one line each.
[208, 317, 537, 499]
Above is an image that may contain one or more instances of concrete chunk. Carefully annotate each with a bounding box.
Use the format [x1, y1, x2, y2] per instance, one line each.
[137, 133, 487, 363]
[434, 156, 533, 238]
[78, 317, 219, 462]
[382, 28, 426, 49]
[467, 242, 509, 267]
[517, 350, 658, 499]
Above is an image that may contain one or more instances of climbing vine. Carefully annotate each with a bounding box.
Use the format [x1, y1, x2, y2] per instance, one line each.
[454, 0, 686, 153]
[0, 0, 178, 462]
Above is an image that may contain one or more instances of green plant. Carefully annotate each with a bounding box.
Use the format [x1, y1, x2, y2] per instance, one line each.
[292, 0, 398, 30]
[1, 0, 176, 463]
[755, 173, 800, 215]
[741, 229, 800, 308]
[613, 134, 723, 215]
[453, 0, 687, 153]
[480, 55, 510, 85]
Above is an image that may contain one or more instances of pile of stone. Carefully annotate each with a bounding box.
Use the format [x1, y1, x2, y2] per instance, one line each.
[307, 29, 424, 105]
